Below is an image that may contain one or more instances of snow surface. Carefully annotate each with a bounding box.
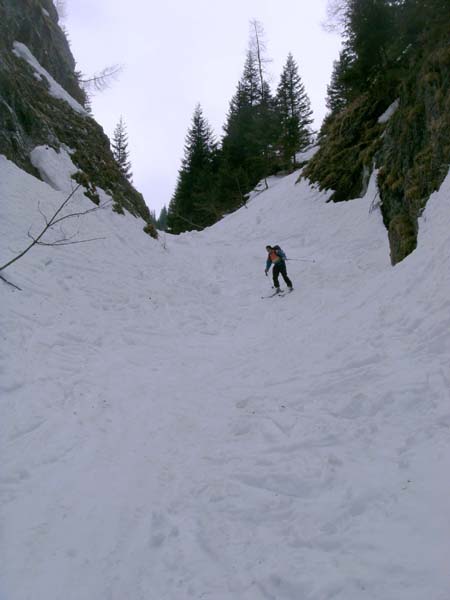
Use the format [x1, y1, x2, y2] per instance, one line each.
[1, 151, 450, 600]
[378, 99, 400, 124]
[12, 42, 87, 116]
[30, 145, 78, 193]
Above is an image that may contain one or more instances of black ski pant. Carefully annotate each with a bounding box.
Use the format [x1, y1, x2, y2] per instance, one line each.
[273, 262, 292, 289]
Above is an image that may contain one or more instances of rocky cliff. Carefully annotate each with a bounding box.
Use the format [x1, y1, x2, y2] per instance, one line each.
[0, 0, 157, 236]
[303, 5, 449, 264]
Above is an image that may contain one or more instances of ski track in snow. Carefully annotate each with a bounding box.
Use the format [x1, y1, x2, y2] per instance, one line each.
[1, 153, 450, 600]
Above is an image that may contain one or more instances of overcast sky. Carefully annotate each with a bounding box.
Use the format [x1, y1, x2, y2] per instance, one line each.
[64, 0, 341, 215]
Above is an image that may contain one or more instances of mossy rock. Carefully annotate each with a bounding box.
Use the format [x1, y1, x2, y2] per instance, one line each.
[304, 15, 449, 265]
[0, 0, 157, 239]
[303, 93, 388, 202]
[388, 214, 417, 265]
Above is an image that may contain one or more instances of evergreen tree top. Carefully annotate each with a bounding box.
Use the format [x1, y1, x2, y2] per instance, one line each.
[276, 53, 313, 124]
[183, 104, 217, 164]
[112, 115, 133, 182]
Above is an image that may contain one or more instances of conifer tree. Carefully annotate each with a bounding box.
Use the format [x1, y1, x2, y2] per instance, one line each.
[240, 49, 262, 107]
[156, 206, 168, 231]
[220, 55, 263, 205]
[167, 104, 217, 234]
[220, 25, 279, 204]
[325, 0, 395, 99]
[112, 117, 133, 182]
[325, 46, 354, 114]
[276, 53, 314, 168]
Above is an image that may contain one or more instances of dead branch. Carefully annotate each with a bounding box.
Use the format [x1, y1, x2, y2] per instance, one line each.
[0, 273, 22, 291]
[80, 65, 123, 93]
[0, 184, 108, 276]
[29, 236, 106, 246]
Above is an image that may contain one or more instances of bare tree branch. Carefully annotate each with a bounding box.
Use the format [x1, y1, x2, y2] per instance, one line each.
[37, 201, 49, 225]
[0, 273, 22, 291]
[0, 184, 108, 276]
[322, 0, 348, 34]
[51, 198, 111, 227]
[33, 236, 106, 246]
[79, 65, 123, 93]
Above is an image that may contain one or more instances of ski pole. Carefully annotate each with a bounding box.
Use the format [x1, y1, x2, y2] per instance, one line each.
[286, 258, 316, 263]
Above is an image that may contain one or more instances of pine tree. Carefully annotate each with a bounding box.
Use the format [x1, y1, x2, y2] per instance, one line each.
[167, 104, 218, 234]
[220, 27, 279, 204]
[325, 46, 354, 114]
[332, 0, 396, 96]
[276, 53, 313, 169]
[220, 59, 262, 204]
[156, 206, 168, 231]
[112, 116, 133, 182]
[240, 50, 262, 107]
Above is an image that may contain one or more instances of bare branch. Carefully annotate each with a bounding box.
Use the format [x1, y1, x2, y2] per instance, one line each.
[37, 201, 49, 225]
[0, 184, 108, 275]
[0, 273, 22, 291]
[35, 236, 106, 246]
[322, 0, 348, 34]
[51, 200, 110, 227]
[249, 20, 271, 67]
[80, 65, 123, 93]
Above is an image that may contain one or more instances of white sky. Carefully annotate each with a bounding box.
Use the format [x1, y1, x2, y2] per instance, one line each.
[64, 0, 341, 215]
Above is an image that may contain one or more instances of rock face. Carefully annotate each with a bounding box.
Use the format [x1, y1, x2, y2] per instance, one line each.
[0, 0, 157, 236]
[303, 9, 449, 265]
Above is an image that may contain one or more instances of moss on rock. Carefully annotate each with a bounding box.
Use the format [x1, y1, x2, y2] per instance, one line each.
[0, 0, 158, 239]
[303, 18, 449, 265]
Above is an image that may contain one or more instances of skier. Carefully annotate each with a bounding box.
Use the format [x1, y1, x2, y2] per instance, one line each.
[265, 245, 293, 293]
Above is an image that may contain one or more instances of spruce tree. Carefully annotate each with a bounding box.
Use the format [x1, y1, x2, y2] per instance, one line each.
[112, 116, 133, 182]
[156, 206, 168, 231]
[220, 31, 279, 205]
[240, 50, 262, 107]
[325, 47, 354, 114]
[167, 104, 217, 234]
[276, 53, 313, 169]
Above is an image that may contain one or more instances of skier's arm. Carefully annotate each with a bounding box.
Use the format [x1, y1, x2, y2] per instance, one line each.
[265, 258, 272, 273]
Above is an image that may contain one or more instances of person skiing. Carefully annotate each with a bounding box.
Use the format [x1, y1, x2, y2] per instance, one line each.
[265, 245, 293, 293]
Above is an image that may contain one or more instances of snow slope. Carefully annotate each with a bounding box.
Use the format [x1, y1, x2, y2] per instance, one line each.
[1, 151, 449, 600]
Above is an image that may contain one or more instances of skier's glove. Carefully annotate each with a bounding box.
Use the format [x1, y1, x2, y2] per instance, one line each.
[265, 270, 268, 276]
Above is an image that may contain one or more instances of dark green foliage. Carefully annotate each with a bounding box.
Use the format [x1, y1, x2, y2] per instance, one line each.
[156, 206, 168, 231]
[378, 31, 450, 263]
[345, 0, 395, 85]
[304, 92, 386, 201]
[112, 116, 133, 182]
[72, 170, 100, 205]
[306, 0, 450, 263]
[167, 104, 218, 234]
[218, 48, 280, 210]
[276, 53, 313, 169]
[387, 213, 417, 263]
[326, 48, 354, 114]
[112, 202, 125, 215]
[165, 25, 317, 235]
[143, 223, 155, 237]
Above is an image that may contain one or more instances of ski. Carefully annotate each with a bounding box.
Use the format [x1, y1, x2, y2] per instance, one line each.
[261, 289, 285, 299]
[261, 288, 294, 299]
